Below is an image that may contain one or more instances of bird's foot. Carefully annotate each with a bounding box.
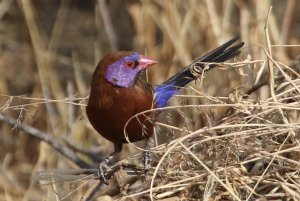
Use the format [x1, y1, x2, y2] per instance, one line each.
[97, 144, 122, 185]
[97, 159, 110, 185]
[142, 150, 151, 173]
[142, 137, 154, 174]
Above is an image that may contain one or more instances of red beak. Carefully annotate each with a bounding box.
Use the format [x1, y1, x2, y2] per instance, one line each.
[138, 55, 158, 70]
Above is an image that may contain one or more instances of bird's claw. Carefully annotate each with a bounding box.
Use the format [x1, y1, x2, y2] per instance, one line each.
[142, 150, 151, 173]
[98, 161, 109, 185]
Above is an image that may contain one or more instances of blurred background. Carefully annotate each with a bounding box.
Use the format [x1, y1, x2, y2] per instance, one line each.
[0, 0, 299, 200]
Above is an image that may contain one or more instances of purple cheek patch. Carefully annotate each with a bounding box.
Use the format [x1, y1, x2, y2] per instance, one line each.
[105, 52, 140, 88]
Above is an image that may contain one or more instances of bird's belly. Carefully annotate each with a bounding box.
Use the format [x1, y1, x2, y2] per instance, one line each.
[87, 105, 154, 144]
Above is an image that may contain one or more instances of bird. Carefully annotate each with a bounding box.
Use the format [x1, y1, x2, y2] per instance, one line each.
[86, 37, 244, 183]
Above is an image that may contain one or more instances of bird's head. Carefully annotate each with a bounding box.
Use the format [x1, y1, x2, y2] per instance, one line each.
[101, 51, 158, 88]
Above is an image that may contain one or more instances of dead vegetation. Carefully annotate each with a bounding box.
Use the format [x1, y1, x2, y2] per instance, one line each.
[0, 0, 300, 200]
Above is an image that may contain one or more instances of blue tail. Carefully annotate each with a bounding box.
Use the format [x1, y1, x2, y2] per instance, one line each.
[154, 37, 244, 108]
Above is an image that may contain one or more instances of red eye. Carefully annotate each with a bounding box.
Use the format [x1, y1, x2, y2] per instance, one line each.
[125, 61, 134, 68]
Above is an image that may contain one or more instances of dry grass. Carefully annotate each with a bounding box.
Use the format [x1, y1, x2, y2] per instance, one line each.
[0, 0, 300, 200]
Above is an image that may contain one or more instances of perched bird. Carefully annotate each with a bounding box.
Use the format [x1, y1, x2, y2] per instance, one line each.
[86, 37, 244, 183]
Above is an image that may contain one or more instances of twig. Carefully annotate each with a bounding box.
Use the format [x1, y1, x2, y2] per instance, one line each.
[64, 140, 104, 162]
[0, 112, 90, 168]
[0, 0, 12, 20]
[84, 182, 102, 201]
[280, 0, 296, 45]
[98, 0, 118, 51]
[264, 6, 275, 99]
[36, 160, 148, 200]
[66, 81, 75, 139]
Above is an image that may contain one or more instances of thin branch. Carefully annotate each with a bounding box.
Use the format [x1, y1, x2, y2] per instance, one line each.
[98, 0, 118, 51]
[0, 112, 90, 168]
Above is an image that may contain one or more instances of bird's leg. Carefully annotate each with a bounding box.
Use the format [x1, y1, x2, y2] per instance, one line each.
[142, 136, 155, 172]
[98, 143, 122, 184]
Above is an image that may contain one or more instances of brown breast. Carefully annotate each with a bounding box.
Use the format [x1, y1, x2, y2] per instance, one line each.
[86, 78, 154, 144]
